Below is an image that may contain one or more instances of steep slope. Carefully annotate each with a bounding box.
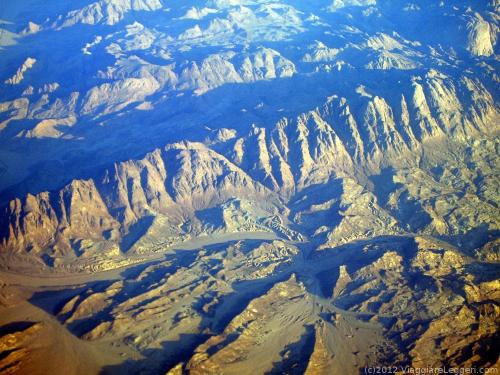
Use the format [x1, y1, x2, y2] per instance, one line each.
[56, 0, 164, 28]
[0, 142, 285, 270]
[1, 71, 499, 269]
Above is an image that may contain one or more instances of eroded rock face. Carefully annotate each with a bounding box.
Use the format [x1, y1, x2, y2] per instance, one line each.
[57, 0, 163, 28]
[0, 322, 43, 373]
[4, 58, 36, 85]
[1, 78, 499, 268]
[467, 13, 496, 57]
[0, 142, 279, 264]
[0, 180, 119, 256]
[1, 86, 498, 267]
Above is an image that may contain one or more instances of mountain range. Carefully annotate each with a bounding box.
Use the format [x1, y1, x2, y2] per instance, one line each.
[0, 1, 498, 374]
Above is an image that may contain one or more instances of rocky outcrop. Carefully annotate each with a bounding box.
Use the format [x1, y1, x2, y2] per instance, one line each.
[0, 142, 275, 259]
[217, 70, 498, 191]
[6, 234, 497, 374]
[81, 76, 161, 116]
[1, 66, 499, 261]
[177, 48, 296, 95]
[467, 13, 497, 57]
[57, 0, 163, 28]
[303, 41, 340, 63]
[4, 58, 36, 85]
[182, 274, 311, 374]
[21, 21, 41, 35]
[0, 180, 118, 256]
[320, 178, 402, 248]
